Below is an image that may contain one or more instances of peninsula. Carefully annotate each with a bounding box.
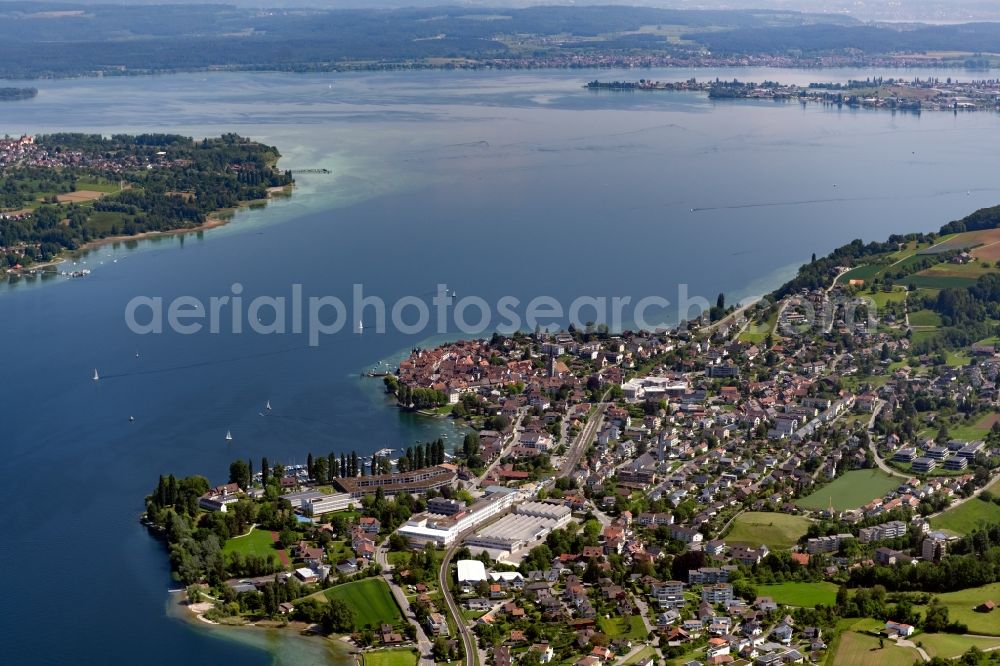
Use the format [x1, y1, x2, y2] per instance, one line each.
[146, 202, 1000, 666]
[588, 77, 1000, 112]
[0, 133, 293, 275]
[0, 87, 37, 102]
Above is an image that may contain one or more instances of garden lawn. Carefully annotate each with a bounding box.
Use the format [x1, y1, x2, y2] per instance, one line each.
[363, 648, 419, 666]
[222, 527, 285, 567]
[597, 615, 648, 640]
[918, 633, 1000, 659]
[322, 578, 404, 628]
[796, 469, 900, 512]
[931, 495, 1000, 535]
[757, 582, 838, 608]
[725, 512, 811, 550]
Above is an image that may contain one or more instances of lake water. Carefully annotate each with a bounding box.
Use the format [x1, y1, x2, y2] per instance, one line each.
[3, 66, 1000, 663]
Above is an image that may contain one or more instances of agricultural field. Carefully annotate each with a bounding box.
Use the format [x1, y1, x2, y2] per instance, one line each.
[918, 633, 1000, 659]
[222, 527, 284, 567]
[918, 261, 997, 279]
[319, 578, 404, 628]
[905, 274, 979, 289]
[725, 512, 811, 550]
[796, 469, 900, 512]
[756, 581, 839, 608]
[597, 615, 648, 640]
[362, 649, 419, 666]
[919, 583, 1000, 636]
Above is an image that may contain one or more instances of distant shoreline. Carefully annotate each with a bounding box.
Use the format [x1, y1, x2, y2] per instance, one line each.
[0, 57, 993, 83]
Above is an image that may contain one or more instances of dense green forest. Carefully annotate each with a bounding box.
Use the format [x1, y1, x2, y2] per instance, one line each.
[0, 133, 293, 267]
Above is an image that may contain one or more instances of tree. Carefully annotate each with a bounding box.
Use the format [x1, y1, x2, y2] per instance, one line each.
[323, 598, 355, 634]
[261, 457, 270, 487]
[229, 459, 251, 489]
[716, 293, 725, 310]
[923, 599, 950, 633]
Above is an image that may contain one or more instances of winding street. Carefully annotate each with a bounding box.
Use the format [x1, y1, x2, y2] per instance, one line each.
[375, 539, 435, 666]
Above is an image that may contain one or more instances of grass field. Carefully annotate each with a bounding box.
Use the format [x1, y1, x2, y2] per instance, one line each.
[76, 178, 125, 193]
[796, 469, 900, 512]
[908, 309, 943, 328]
[222, 527, 283, 567]
[740, 307, 779, 343]
[725, 512, 811, 550]
[915, 583, 1000, 636]
[362, 649, 418, 666]
[839, 264, 884, 285]
[945, 350, 971, 367]
[865, 288, 908, 308]
[829, 630, 921, 666]
[622, 646, 657, 665]
[597, 615, 648, 640]
[319, 578, 404, 629]
[757, 581, 839, 608]
[918, 633, 1000, 659]
[931, 494, 1000, 535]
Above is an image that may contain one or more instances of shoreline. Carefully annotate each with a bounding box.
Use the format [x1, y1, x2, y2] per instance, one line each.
[4, 184, 294, 279]
[170, 591, 360, 665]
[0, 57, 992, 82]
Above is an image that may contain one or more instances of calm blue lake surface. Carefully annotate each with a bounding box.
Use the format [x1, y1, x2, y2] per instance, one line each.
[3, 66, 1000, 663]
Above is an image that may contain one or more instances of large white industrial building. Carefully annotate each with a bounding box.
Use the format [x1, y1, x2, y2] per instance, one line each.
[465, 501, 572, 560]
[396, 486, 521, 546]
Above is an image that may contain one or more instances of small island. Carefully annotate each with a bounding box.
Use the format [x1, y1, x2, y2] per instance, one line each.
[0, 133, 294, 274]
[0, 87, 37, 101]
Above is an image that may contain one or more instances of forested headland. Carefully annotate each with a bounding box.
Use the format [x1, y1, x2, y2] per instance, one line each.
[0, 133, 293, 269]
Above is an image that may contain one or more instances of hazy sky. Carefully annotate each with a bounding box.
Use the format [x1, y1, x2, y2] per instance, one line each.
[19, 1, 1000, 23]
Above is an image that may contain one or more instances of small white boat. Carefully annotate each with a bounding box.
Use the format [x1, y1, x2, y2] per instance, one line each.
[358, 320, 364, 333]
[129, 416, 135, 422]
[225, 430, 233, 442]
[92, 369, 100, 381]
[266, 400, 272, 411]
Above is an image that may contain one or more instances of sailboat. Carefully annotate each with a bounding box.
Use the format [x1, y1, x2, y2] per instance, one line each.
[92, 369, 100, 381]
[225, 430, 233, 442]
[266, 400, 272, 411]
[358, 320, 364, 333]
